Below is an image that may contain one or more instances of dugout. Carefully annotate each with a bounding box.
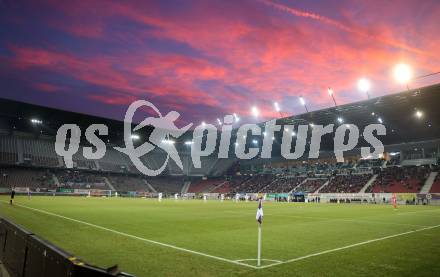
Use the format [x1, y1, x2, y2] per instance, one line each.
[292, 192, 305, 202]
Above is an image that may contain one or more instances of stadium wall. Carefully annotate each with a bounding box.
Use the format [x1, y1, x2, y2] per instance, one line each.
[0, 218, 134, 277]
[307, 193, 439, 205]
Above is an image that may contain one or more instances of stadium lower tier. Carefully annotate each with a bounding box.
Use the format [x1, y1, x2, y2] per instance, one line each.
[1, 165, 439, 194]
[367, 166, 430, 193]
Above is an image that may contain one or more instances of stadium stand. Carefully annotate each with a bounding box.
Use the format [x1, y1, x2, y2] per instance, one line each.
[357, 159, 384, 168]
[22, 137, 60, 167]
[188, 178, 225, 193]
[97, 148, 130, 172]
[147, 176, 184, 193]
[293, 178, 327, 193]
[262, 176, 306, 193]
[0, 135, 18, 164]
[1, 84, 440, 195]
[55, 170, 108, 189]
[209, 159, 237, 176]
[320, 174, 373, 193]
[139, 151, 168, 174]
[367, 166, 430, 193]
[0, 167, 54, 189]
[429, 172, 440, 193]
[72, 149, 98, 170]
[231, 174, 275, 193]
[211, 181, 232, 193]
[107, 175, 150, 192]
[223, 175, 249, 192]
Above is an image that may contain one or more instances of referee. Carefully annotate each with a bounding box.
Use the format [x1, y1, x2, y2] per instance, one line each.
[10, 187, 15, 205]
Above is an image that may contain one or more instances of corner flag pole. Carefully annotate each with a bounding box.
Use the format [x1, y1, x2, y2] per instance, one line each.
[256, 197, 263, 267]
[257, 222, 262, 266]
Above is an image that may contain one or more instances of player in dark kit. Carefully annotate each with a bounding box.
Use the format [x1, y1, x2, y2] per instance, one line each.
[10, 187, 15, 205]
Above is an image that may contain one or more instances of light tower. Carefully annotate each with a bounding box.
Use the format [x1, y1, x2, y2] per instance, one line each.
[327, 87, 337, 106]
[299, 96, 308, 113]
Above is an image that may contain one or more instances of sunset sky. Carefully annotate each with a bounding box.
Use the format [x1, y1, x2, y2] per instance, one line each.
[1, 0, 439, 125]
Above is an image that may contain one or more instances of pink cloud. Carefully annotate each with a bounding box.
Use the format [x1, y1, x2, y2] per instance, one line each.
[33, 82, 65, 93]
[2, 0, 440, 123]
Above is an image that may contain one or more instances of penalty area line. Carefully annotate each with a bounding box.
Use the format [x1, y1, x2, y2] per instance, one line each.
[6, 202, 258, 269]
[258, 223, 440, 269]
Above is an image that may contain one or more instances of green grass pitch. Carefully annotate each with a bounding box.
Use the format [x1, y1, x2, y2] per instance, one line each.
[1, 196, 440, 276]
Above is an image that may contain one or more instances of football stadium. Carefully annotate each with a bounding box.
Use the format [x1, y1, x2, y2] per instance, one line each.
[1, 1, 440, 277]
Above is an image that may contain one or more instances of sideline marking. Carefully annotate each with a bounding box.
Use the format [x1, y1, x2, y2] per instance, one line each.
[268, 213, 431, 228]
[258, 223, 440, 269]
[5, 202, 258, 269]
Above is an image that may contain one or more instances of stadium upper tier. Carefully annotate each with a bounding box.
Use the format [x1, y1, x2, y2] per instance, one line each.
[0, 133, 236, 177]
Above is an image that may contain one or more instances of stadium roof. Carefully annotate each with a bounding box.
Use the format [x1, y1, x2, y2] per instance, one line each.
[0, 83, 439, 151]
[272, 83, 440, 148]
[0, 98, 153, 145]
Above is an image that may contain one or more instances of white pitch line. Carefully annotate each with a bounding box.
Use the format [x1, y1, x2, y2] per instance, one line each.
[236, 258, 282, 263]
[268, 213, 430, 228]
[5, 201, 440, 271]
[6, 202, 258, 269]
[396, 209, 440, 216]
[258, 223, 440, 269]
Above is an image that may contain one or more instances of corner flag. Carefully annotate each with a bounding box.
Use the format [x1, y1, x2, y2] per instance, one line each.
[256, 197, 263, 267]
[256, 198, 263, 224]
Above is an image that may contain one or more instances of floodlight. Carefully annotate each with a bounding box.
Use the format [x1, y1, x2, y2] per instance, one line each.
[30, 118, 43, 124]
[233, 113, 240, 122]
[251, 106, 259, 117]
[357, 78, 371, 93]
[393, 63, 412, 84]
[274, 102, 280, 112]
[131, 134, 140, 140]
